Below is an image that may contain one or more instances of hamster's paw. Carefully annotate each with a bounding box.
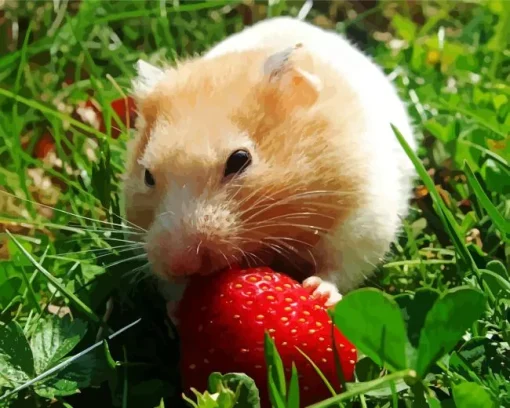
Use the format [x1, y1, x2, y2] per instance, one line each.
[303, 276, 342, 308]
[166, 300, 180, 327]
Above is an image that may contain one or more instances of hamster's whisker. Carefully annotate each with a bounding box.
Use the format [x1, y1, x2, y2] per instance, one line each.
[242, 222, 329, 234]
[265, 237, 318, 273]
[306, 248, 318, 275]
[239, 237, 301, 271]
[233, 179, 304, 211]
[0, 189, 145, 233]
[225, 179, 250, 206]
[260, 241, 305, 271]
[246, 251, 265, 266]
[230, 244, 264, 268]
[219, 250, 232, 270]
[240, 190, 352, 223]
[237, 191, 357, 220]
[66, 226, 145, 236]
[245, 211, 335, 225]
[57, 243, 143, 257]
[124, 263, 152, 284]
[61, 236, 144, 247]
[91, 245, 144, 261]
[230, 176, 303, 209]
[227, 182, 270, 210]
[102, 253, 148, 269]
[1, 190, 145, 232]
[156, 210, 175, 219]
[293, 201, 354, 211]
[264, 236, 315, 249]
[230, 244, 250, 265]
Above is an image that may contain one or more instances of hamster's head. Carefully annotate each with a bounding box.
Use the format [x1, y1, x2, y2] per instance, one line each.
[123, 45, 364, 282]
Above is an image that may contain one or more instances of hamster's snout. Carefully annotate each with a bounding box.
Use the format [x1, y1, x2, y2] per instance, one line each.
[146, 197, 240, 279]
[166, 244, 215, 277]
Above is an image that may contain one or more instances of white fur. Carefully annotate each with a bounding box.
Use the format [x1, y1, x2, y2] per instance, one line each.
[132, 60, 166, 98]
[204, 17, 417, 293]
[132, 17, 417, 308]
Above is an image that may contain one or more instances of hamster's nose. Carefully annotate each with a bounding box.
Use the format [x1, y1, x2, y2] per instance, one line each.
[168, 253, 201, 276]
[168, 247, 214, 276]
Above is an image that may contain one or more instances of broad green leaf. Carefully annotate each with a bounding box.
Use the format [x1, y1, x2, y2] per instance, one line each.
[395, 289, 440, 349]
[481, 269, 510, 299]
[416, 287, 486, 377]
[286, 364, 299, 408]
[0, 277, 22, 308]
[487, 259, 509, 279]
[354, 357, 381, 382]
[30, 315, 88, 374]
[449, 351, 481, 383]
[263, 332, 286, 398]
[129, 380, 174, 408]
[364, 379, 409, 398]
[450, 337, 509, 379]
[0, 321, 34, 388]
[423, 118, 457, 143]
[215, 389, 236, 408]
[207, 372, 260, 408]
[392, 13, 417, 42]
[432, 100, 507, 140]
[464, 161, 510, 236]
[333, 288, 409, 372]
[34, 351, 102, 399]
[426, 395, 442, 408]
[267, 0, 286, 18]
[452, 382, 496, 408]
[7, 240, 33, 268]
[481, 158, 510, 194]
[183, 388, 223, 408]
[347, 374, 410, 398]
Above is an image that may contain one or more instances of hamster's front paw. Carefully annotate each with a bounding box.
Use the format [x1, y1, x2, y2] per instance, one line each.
[302, 276, 342, 308]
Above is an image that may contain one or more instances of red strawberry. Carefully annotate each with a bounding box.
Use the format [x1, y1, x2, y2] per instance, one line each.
[77, 97, 136, 139]
[34, 132, 55, 159]
[109, 96, 136, 139]
[177, 266, 357, 407]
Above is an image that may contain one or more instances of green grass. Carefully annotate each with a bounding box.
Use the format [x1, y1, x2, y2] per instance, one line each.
[0, 0, 509, 407]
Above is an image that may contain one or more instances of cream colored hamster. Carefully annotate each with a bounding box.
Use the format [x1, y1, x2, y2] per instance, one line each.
[123, 17, 417, 309]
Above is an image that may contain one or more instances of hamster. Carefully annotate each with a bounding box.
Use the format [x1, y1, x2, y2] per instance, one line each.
[122, 16, 417, 310]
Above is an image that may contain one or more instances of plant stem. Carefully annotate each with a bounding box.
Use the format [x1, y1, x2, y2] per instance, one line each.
[306, 370, 416, 408]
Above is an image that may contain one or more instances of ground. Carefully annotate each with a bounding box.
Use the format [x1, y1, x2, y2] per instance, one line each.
[0, 1, 509, 408]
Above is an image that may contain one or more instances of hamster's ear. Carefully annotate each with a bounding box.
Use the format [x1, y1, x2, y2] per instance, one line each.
[132, 60, 166, 99]
[263, 44, 321, 107]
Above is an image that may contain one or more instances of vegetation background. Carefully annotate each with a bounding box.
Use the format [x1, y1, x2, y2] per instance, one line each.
[0, 0, 508, 407]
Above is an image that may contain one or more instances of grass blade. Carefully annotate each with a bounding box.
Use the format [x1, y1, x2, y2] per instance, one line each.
[295, 347, 337, 398]
[268, 370, 287, 408]
[464, 161, 510, 236]
[264, 332, 287, 398]
[306, 370, 415, 408]
[391, 124, 480, 278]
[6, 231, 101, 324]
[287, 363, 300, 408]
[0, 88, 106, 140]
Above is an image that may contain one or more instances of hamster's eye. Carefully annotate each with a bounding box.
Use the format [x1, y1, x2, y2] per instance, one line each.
[224, 149, 252, 178]
[144, 169, 155, 187]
